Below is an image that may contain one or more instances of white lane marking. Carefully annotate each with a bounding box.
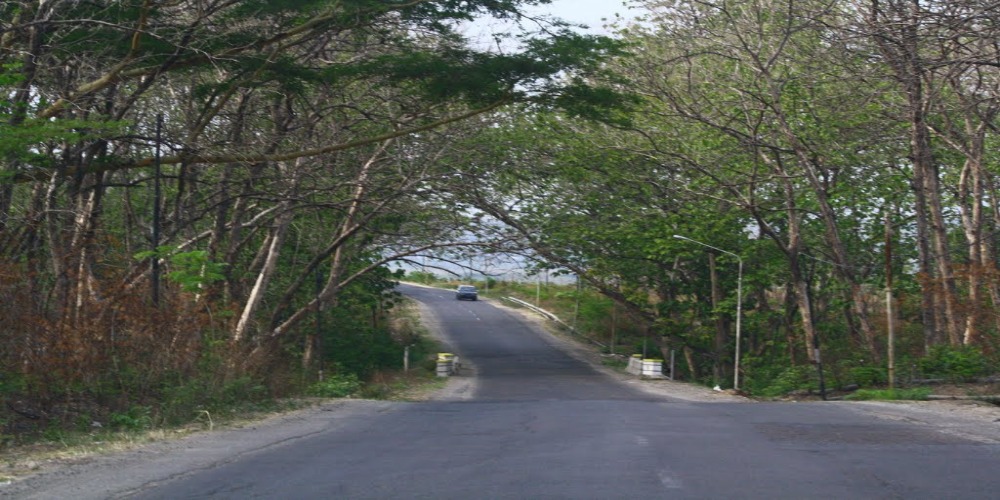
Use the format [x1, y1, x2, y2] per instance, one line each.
[634, 435, 650, 447]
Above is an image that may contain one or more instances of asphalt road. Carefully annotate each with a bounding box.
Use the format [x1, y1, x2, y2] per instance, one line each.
[7, 283, 1000, 499]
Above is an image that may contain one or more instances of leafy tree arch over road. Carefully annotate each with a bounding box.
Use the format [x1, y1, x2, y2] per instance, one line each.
[0, 0, 631, 412]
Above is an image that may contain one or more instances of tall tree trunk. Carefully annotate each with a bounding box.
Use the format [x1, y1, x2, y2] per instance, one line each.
[791, 267, 818, 363]
[901, 153, 939, 353]
[262, 141, 394, 369]
[755, 156, 819, 363]
[867, 0, 960, 348]
[67, 173, 107, 326]
[919, 121, 962, 345]
[987, 182, 1000, 337]
[298, 146, 384, 369]
[757, 200, 818, 363]
[958, 152, 983, 346]
[683, 345, 698, 381]
[941, 89, 997, 346]
[770, 87, 882, 360]
[709, 253, 728, 386]
[782, 282, 800, 366]
[232, 160, 302, 342]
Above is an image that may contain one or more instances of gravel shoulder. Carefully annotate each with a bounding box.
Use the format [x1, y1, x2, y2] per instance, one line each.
[835, 399, 1000, 444]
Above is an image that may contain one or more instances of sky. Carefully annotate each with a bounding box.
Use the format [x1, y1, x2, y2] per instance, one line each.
[525, 0, 638, 34]
[463, 0, 643, 46]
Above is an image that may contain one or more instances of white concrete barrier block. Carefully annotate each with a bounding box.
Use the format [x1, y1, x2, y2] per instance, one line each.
[627, 355, 643, 375]
[641, 359, 665, 378]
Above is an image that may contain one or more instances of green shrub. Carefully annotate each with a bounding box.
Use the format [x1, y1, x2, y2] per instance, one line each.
[218, 377, 268, 406]
[0, 372, 26, 394]
[307, 374, 362, 398]
[844, 388, 931, 401]
[919, 346, 988, 382]
[159, 375, 268, 425]
[848, 366, 887, 387]
[601, 357, 628, 369]
[74, 413, 94, 432]
[109, 405, 153, 430]
[42, 425, 66, 442]
[759, 365, 815, 397]
[357, 383, 391, 399]
[133, 247, 226, 293]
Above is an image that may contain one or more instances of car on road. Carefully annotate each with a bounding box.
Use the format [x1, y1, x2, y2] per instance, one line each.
[456, 285, 478, 301]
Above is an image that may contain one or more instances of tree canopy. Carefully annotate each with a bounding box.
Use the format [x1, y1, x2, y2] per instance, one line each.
[3, 0, 1000, 426]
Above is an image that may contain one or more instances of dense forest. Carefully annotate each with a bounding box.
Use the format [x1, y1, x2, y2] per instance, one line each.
[2, 0, 999, 436]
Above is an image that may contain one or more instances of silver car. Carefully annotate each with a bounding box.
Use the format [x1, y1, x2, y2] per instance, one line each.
[455, 285, 478, 301]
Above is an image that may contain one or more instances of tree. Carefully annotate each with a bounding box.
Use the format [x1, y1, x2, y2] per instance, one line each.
[0, 0, 631, 404]
[852, 0, 1000, 348]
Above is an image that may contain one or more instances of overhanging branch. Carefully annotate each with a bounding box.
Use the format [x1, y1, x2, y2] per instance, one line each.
[5, 100, 509, 184]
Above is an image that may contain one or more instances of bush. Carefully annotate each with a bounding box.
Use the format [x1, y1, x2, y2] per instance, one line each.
[601, 357, 628, 369]
[358, 383, 391, 399]
[0, 372, 27, 395]
[844, 388, 931, 401]
[307, 374, 362, 398]
[158, 375, 268, 425]
[848, 366, 887, 388]
[109, 405, 153, 430]
[919, 346, 988, 382]
[759, 365, 815, 397]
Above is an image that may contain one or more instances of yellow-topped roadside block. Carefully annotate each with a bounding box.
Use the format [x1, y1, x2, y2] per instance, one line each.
[436, 353, 456, 377]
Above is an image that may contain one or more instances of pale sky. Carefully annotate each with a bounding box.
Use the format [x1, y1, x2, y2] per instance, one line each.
[526, 0, 637, 34]
[464, 0, 642, 47]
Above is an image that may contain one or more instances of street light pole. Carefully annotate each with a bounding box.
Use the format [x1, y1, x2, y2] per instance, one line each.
[674, 235, 743, 391]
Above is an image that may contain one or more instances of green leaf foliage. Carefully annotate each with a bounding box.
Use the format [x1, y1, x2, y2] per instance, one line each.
[919, 346, 988, 382]
[844, 388, 931, 401]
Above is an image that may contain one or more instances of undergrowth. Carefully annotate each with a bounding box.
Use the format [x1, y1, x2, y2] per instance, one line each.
[844, 388, 932, 401]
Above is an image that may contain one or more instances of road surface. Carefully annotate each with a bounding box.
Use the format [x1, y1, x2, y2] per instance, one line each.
[5, 283, 1000, 499]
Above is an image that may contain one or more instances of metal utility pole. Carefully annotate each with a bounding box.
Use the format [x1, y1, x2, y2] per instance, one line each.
[572, 276, 581, 334]
[536, 273, 541, 307]
[315, 266, 324, 374]
[885, 211, 895, 390]
[611, 302, 617, 356]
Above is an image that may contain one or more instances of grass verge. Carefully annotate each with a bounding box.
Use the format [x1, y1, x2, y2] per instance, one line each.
[843, 388, 932, 401]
